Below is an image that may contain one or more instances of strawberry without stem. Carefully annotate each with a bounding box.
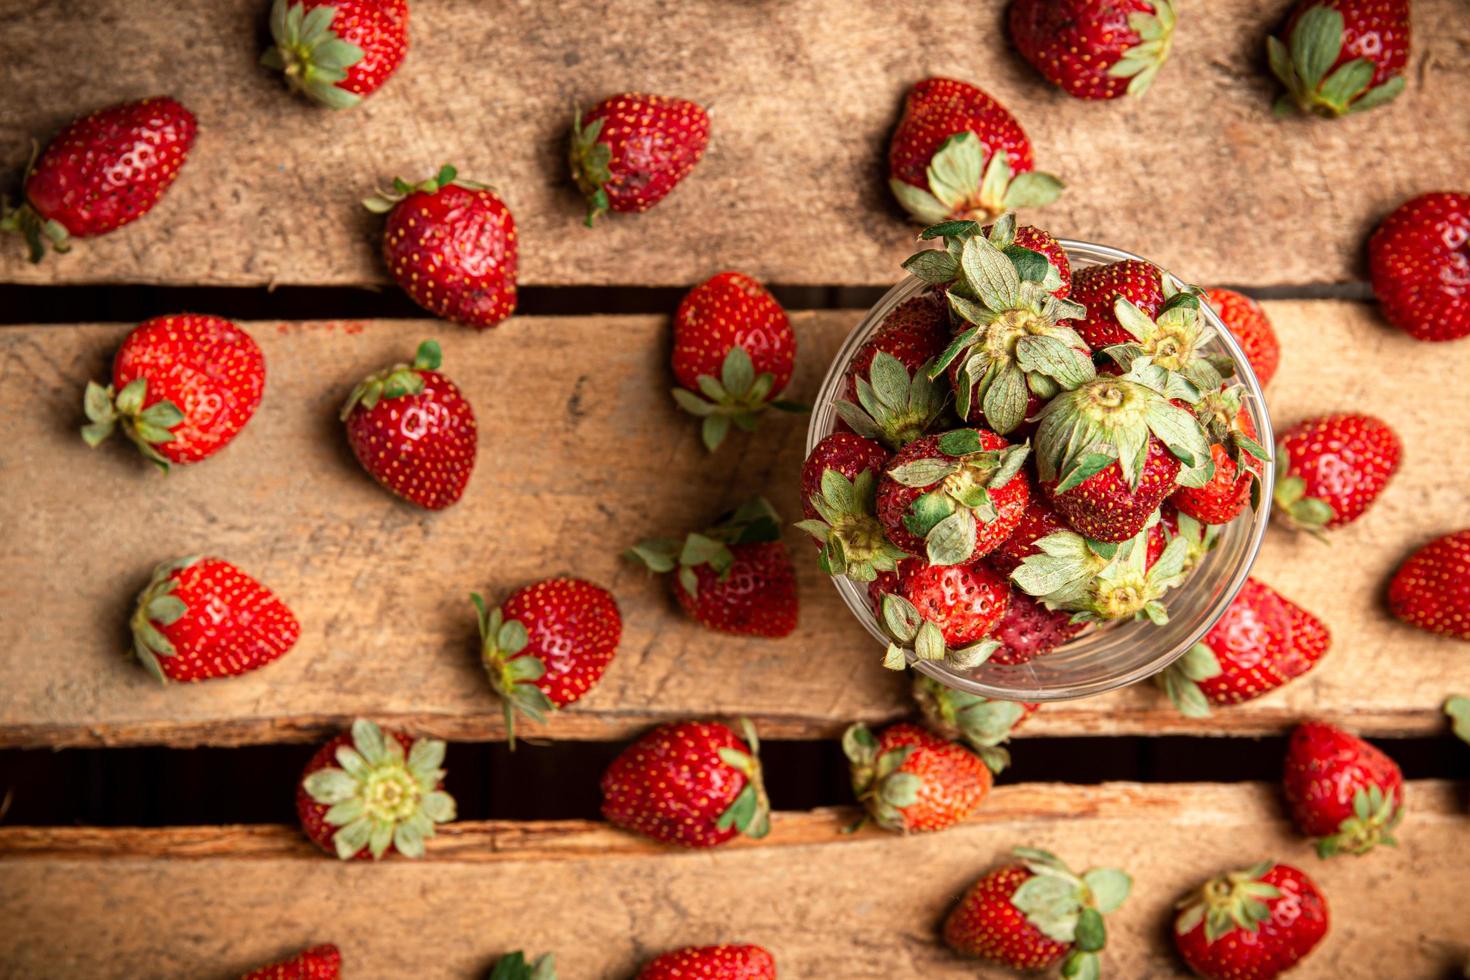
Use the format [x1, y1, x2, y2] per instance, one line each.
[1388, 529, 1470, 640]
[912, 674, 1037, 774]
[570, 93, 710, 227]
[1283, 721, 1404, 857]
[797, 432, 907, 582]
[1173, 862, 1328, 980]
[241, 944, 341, 980]
[1369, 192, 1470, 343]
[1010, 0, 1178, 100]
[843, 722, 992, 833]
[636, 944, 775, 980]
[1268, 0, 1408, 117]
[1205, 288, 1281, 387]
[1273, 413, 1400, 534]
[261, 0, 408, 109]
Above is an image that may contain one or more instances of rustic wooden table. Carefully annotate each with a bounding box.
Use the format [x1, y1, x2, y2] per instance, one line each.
[1, 1, 1467, 978]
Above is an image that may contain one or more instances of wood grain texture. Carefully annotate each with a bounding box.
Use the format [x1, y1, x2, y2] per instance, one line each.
[1, 782, 1466, 978]
[0, 0, 1466, 288]
[2, 303, 1467, 748]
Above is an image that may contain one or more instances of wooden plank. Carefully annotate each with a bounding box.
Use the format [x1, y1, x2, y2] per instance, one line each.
[0, 782, 1464, 978]
[1, 303, 1467, 748]
[1, 0, 1466, 288]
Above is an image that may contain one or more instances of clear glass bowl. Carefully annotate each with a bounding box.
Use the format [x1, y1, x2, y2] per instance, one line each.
[806, 239, 1275, 702]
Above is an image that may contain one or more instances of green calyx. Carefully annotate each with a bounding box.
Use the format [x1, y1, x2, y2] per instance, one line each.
[82, 377, 186, 472]
[569, 109, 615, 227]
[1106, 0, 1177, 97]
[303, 718, 456, 860]
[470, 593, 553, 749]
[1157, 639, 1224, 718]
[888, 428, 1031, 566]
[1100, 285, 1234, 398]
[794, 468, 908, 583]
[363, 165, 488, 214]
[1169, 509, 1222, 574]
[904, 213, 1067, 296]
[714, 717, 772, 840]
[1012, 520, 1189, 625]
[129, 555, 202, 683]
[889, 132, 1063, 224]
[1316, 783, 1402, 858]
[626, 498, 783, 600]
[1009, 846, 1132, 980]
[1174, 860, 1283, 944]
[672, 346, 805, 452]
[835, 352, 948, 450]
[842, 722, 923, 832]
[1271, 444, 1335, 539]
[261, 0, 367, 110]
[488, 951, 558, 980]
[1, 199, 70, 263]
[1447, 696, 1470, 746]
[911, 674, 1026, 774]
[1191, 385, 1272, 510]
[1267, 6, 1405, 117]
[876, 591, 1000, 673]
[340, 340, 440, 420]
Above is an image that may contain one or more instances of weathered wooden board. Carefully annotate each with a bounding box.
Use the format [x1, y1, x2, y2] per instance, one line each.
[1, 303, 1467, 748]
[0, 782, 1465, 978]
[1, 0, 1466, 288]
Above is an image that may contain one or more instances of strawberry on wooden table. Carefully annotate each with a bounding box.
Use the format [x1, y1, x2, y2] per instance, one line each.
[843, 722, 992, 832]
[1205, 288, 1281, 386]
[486, 951, 557, 980]
[797, 432, 907, 582]
[944, 848, 1132, 977]
[1272, 413, 1400, 535]
[887, 77, 1063, 225]
[1009, 0, 1178, 100]
[471, 578, 622, 746]
[261, 0, 409, 108]
[1369, 191, 1470, 342]
[600, 719, 770, 848]
[636, 944, 775, 979]
[627, 498, 798, 638]
[912, 674, 1037, 774]
[670, 272, 801, 451]
[297, 719, 455, 860]
[1388, 529, 1470, 640]
[570, 93, 710, 226]
[130, 556, 300, 683]
[2, 96, 195, 260]
[82, 314, 266, 470]
[1268, 0, 1409, 117]
[340, 339, 477, 510]
[241, 944, 341, 980]
[1173, 862, 1329, 980]
[364, 165, 518, 329]
[877, 558, 1011, 671]
[1283, 721, 1404, 857]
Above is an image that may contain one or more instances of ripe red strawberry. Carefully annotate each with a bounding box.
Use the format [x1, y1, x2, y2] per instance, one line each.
[600, 719, 770, 848]
[296, 719, 455, 860]
[988, 495, 1071, 577]
[364, 165, 518, 329]
[1388, 529, 1470, 640]
[1159, 578, 1329, 716]
[1011, 520, 1188, 624]
[1068, 260, 1166, 350]
[1047, 435, 1179, 542]
[989, 589, 1087, 665]
[1268, 0, 1409, 117]
[945, 848, 1132, 975]
[627, 498, 798, 638]
[261, 0, 408, 108]
[876, 429, 1032, 565]
[670, 272, 800, 451]
[129, 556, 300, 683]
[636, 944, 775, 980]
[838, 295, 950, 449]
[1170, 387, 1270, 525]
[471, 578, 622, 745]
[843, 722, 992, 832]
[81, 314, 265, 470]
[1205, 288, 1281, 386]
[1011, 224, 1074, 300]
[1369, 192, 1470, 342]
[846, 294, 950, 389]
[876, 560, 1011, 671]
[2, 97, 195, 260]
[1173, 862, 1328, 980]
[887, 77, 1063, 224]
[242, 944, 342, 980]
[486, 951, 557, 980]
[570, 93, 710, 226]
[797, 432, 906, 582]
[1283, 721, 1404, 857]
[1010, 1, 1178, 100]
[340, 340, 476, 509]
[1273, 413, 1401, 534]
[912, 674, 1037, 773]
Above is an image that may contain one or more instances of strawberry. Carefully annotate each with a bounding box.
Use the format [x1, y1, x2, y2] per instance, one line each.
[364, 165, 518, 329]
[486, 951, 557, 980]
[1272, 413, 1401, 534]
[261, 0, 408, 109]
[600, 719, 770, 848]
[988, 494, 1071, 577]
[912, 673, 1037, 774]
[669, 272, 801, 451]
[1173, 862, 1329, 980]
[944, 848, 1132, 975]
[2, 97, 195, 260]
[1012, 520, 1190, 625]
[843, 722, 992, 832]
[1158, 578, 1329, 716]
[1068, 260, 1167, 350]
[887, 78, 1063, 225]
[876, 560, 1011, 671]
[797, 433, 907, 582]
[636, 944, 775, 980]
[1388, 529, 1470, 640]
[1170, 386, 1271, 525]
[81, 314, 266, 470]
[340, 339, 477, 509]
[1010, 1, 1178, 100]
[627, 498, 798, 638]
[1268, 0, 1409, 117]
[843, 293, 951, 405]
[1283, 721, 1404, 857]
[296, 719, 455, 860]
[835, 349, 948, 451]
[242, 944, 341, 980]
[129, 556, 300, 683]
[876, 429, 1032, 566]
[989, 589, 1087, 665]
[1204, 288, 1281, 387]
[570, 93, 710, 226]
[471, 578, 621, 745]
[1369, 192, 1470, 342]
